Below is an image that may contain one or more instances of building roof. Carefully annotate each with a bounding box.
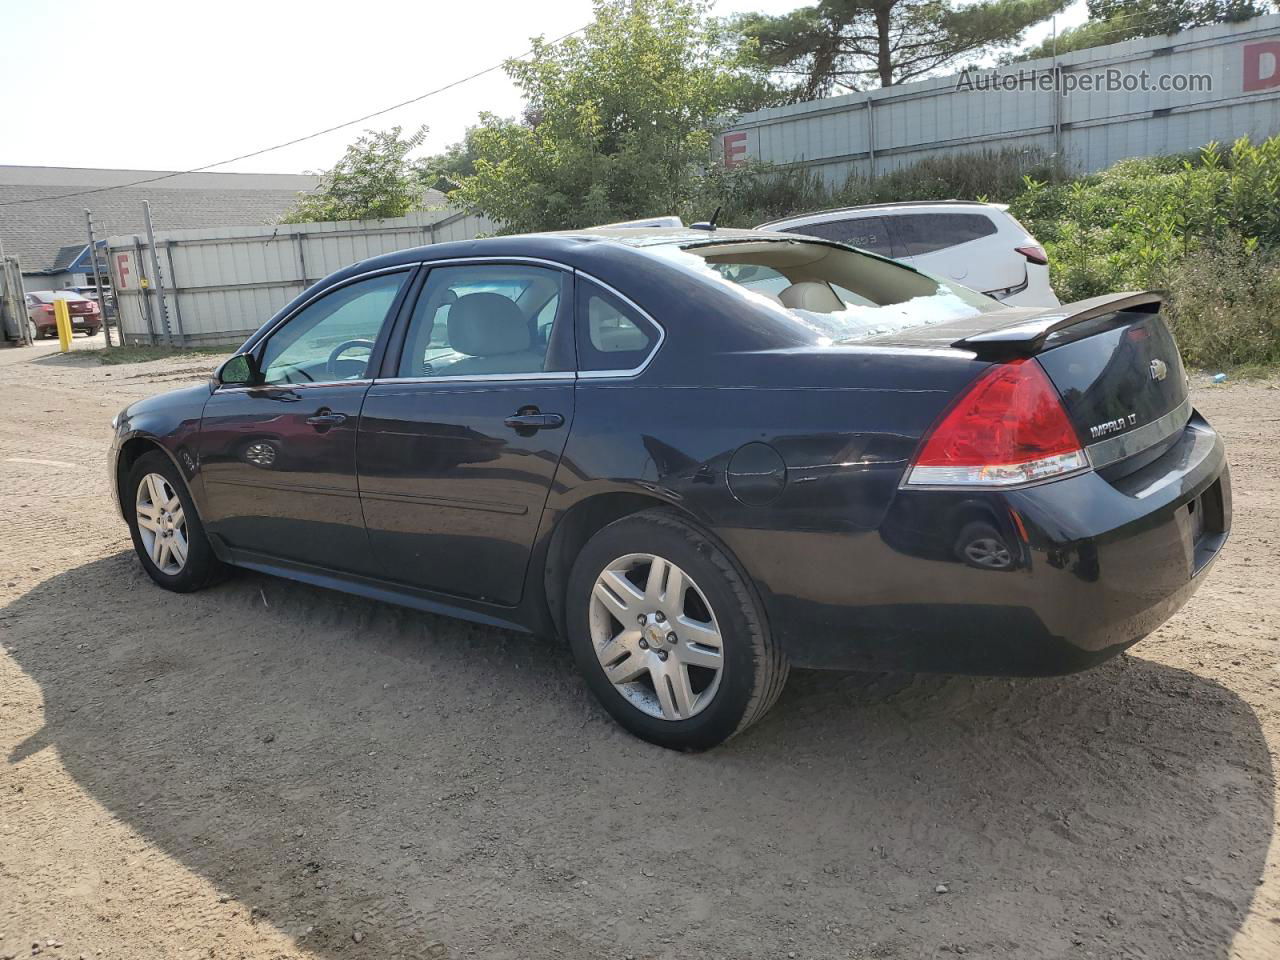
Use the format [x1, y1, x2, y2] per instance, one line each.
[0, 165, 321, 273]
[49, 242, 89, 273]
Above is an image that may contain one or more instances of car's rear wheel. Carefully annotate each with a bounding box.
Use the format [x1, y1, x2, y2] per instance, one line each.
[125, 451, 224, 592]
[84, 326, 99, 337]
[566, 509, 788, 750]
[28, 319, 42, 341]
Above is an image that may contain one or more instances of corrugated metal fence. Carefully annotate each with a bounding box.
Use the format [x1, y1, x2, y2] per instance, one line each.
[720, 15, 1280, 183]
[105, 208, 495, 345]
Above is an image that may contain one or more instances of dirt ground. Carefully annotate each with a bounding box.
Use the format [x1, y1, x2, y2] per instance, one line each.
[1, 333, 1277, 960]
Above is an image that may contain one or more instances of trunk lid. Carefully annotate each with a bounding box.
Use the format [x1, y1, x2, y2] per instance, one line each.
[1033, 308, 1189, 472]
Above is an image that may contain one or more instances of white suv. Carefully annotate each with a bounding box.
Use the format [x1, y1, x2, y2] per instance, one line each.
[757, 200, 1059, 308]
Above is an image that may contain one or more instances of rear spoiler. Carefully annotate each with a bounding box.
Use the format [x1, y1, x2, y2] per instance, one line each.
[954, 291, 1165, 358]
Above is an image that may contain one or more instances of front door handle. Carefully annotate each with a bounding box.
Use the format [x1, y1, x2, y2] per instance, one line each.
[306, 409, 347, 428]
[504, 412, 565, 430]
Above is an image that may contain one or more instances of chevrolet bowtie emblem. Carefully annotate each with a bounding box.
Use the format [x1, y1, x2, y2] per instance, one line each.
[1150, 358, 1168, 381]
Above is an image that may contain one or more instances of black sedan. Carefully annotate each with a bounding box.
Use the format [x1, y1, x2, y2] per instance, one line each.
[109, 227, 1231, 749]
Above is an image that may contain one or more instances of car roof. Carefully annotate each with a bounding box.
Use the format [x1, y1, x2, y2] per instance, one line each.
[552, 225, 785, 246]
[347, 226, 837, 278]
[757, 200, 1008, 229]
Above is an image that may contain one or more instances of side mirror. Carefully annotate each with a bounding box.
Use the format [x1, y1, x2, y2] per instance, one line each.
[217, 353, 258, 386]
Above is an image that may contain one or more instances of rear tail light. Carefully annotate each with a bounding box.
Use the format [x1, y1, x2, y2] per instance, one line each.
[1015, 245, 1048, 265]
[905, 358, 1088, 487]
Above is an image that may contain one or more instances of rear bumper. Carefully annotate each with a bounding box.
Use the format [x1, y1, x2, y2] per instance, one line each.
[754, 413, 1230, 674]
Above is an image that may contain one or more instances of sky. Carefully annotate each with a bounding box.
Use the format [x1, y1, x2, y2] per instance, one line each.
[0, 0, 1087, 175]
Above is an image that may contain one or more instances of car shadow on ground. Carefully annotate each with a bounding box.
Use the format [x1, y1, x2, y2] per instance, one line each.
[3, 552, 1273, 959]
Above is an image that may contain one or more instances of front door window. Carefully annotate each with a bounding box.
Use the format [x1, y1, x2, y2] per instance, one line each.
[260, 272, 407, 385]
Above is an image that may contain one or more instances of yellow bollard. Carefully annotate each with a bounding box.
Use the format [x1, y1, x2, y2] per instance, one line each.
[53, 297, 72, 352]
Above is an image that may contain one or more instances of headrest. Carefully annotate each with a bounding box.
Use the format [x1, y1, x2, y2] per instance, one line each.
[448, 293, 530, 356]
[779, 281, 844, 312]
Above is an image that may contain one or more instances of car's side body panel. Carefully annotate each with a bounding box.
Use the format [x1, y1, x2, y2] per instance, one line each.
[358, 376, 577, 604]
[196, 380, 379, 575]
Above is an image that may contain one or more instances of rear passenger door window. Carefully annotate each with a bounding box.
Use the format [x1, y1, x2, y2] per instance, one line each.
[397, 264, 571, 378]
[887, 213, 998, 257]
[576, 280, 661, 374]
[790, 216, 899, 258]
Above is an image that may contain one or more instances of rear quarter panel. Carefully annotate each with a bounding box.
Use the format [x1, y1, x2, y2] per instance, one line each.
[551, 347, 986, 650]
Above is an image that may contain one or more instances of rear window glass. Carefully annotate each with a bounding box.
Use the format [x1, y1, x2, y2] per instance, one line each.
[786, 216, 897, 258]
[656, 239, 996, 343]
[890, 213, 997, 256]
[29, 291, 88, 302]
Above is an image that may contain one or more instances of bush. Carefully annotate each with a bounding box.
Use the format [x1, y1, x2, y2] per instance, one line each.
[1008, 135, 1280, 367]
[1163, 238, 1280, 369]
[698, 146, 1063, 227]
[1010, 136, 1280, 303]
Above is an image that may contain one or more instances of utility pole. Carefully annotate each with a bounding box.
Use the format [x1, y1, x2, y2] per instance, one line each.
[84, 209, 115, 347]
[1051, 15, 1063, 179]
[142, 201, 174, 345]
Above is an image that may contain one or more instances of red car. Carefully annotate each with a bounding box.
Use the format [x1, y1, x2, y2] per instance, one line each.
[25, 290, 102, 339]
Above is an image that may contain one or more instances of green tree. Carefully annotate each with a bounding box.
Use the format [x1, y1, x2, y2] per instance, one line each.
[415, 131, 479, 194]
[1016, 0, 1272, 60]
[281, 126, 430, 223]
[448, 0, 776, 232]
[735, 0, 1070, 97]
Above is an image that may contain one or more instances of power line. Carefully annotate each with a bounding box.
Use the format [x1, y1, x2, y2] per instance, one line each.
[0, 24, 588, 209]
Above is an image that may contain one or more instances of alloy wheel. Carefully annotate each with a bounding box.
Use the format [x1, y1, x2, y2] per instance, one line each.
[135, 472, 188, 575]
[963, 536, 1012, 568]
[588, 553, 724, 721]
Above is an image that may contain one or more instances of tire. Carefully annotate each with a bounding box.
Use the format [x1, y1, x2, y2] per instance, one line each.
[84, 326, 100, 337]
[125, 450, 225, 592]
[954, 520, 1015, 571]
[566, 509, 788, 750]
[28, 320, 43, 341]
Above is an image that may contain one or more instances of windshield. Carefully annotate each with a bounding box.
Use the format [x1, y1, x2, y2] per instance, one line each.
[658, 239, 998, 343]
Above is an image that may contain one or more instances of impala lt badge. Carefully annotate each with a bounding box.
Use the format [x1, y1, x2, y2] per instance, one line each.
[1089, 413, 1139, 439]
[1150, 358, 1169, 381]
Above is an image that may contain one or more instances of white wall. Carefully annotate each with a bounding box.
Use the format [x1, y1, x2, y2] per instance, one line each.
[721, 15, 1280, 185]
[105, 208, 496, 345]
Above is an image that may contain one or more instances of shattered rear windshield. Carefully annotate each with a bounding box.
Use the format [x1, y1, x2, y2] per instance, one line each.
[656, 238, 997, 342]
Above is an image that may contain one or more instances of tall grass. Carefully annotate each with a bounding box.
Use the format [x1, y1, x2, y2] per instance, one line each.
[692, 147, 1064, 227]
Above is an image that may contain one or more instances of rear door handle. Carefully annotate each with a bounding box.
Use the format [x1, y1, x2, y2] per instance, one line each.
[306, 409, 347, 427]
[504, 412, 564, 430]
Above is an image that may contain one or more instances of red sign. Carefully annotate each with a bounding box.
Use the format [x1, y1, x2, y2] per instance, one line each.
[1243, 40, 1280, 92]
[723, 131, 748, 168]
[115, 252, 131, 289]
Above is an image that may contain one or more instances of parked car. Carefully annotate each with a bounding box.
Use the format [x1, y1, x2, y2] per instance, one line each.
[109, 227, 1229, 750]
[758, 200, 1059, 307]
[71, 285, 117, 320]
[25, 289, 102, 339]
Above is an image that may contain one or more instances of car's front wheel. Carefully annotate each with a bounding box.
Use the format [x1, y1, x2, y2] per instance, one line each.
[28, 319, 42, 341]
[125, 451, 225, 592]
[566, 510, 788, 750]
